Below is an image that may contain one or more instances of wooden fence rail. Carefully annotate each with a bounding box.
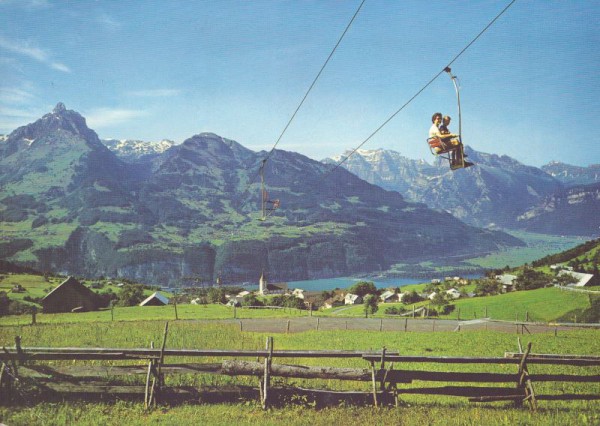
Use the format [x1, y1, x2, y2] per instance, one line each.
[1, 332, 599, 410]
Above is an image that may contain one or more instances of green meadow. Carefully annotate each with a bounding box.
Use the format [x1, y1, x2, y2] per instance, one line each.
[0, 321, 599, 425]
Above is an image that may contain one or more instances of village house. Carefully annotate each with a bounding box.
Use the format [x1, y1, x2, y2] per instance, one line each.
[11, 284, 25, 293]
[550, 264, 574, 272]
[225, 297, 242, 307]
[139, 292, 170, 306]
[445, 288, 461, 299]
[557, 270, 595, 287]
[344, 293, 363, 305]
[380, 290, 399, 303]
[41, 276, 104, 313]
[323, 294, 345, 309]
[495, 274, 518, 292]
[291, 288, 305, 299]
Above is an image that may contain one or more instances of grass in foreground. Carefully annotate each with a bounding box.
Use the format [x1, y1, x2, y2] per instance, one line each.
[0, 322, 598, 425]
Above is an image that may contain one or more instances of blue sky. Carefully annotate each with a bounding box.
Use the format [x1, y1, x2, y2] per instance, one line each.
[1, 0, 598, 167]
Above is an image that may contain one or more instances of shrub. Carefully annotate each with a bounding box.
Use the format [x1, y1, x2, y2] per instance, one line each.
[116, 284, 145, 307]
[348, 281, 378, 297]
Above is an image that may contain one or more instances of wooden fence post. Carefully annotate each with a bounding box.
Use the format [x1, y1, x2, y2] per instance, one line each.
[517, 342, 537, 411]
[316, 318, 320, 331]
[379, 347, 387, 391]
[286, 320, 290, 334]
[149, 322, 169, 407]
[173, 301, 178, 320]
[111, 302, 114, 321]
[14, 336, 23, 366]
[380, 319, 383, 332]
[262, 336, 273, 409]
[144, 341, 154, 409]
[404, 318, 408, 332]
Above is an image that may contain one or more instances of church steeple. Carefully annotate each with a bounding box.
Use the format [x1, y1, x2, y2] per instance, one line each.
[259, 271, 267, 295]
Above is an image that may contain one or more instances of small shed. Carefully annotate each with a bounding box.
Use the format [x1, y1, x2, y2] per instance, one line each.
[41, 276, 104, 313]
[139, 292, 170, 306]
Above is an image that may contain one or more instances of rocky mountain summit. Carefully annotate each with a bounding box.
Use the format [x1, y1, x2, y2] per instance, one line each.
[541, 161, 600, 186]
[103, 138, 175, 162]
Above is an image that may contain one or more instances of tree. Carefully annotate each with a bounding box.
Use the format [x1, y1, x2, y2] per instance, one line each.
[514, 268, 552, 291]
[285, 296, 306, 310]
[349, 281, 378, 297]
[402, 290, 423, 305]
[363, 294, 379, 318]
[475, 278, 502, 296]
[117, 284, 144, 307]
[242, 294, 264, 307]
[554, 273, 579, 287]
[207, 287, 227, 304]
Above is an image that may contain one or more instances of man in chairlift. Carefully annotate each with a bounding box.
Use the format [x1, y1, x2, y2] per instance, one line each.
[429, 112, 472, 168]
[429, 112, 458, 152]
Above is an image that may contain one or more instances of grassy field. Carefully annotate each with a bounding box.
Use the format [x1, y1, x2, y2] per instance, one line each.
[463, 231, 585, 269]
[0, 279, 596, 326]
[0, 273, 162, 306]
[0, 321, 599, 425]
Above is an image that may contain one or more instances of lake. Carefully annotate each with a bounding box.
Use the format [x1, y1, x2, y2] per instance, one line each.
[286, 277, 426, 292]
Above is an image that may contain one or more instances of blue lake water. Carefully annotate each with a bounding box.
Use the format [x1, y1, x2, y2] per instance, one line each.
[286, 277, 426, 292]
[240, 274, 482, 292]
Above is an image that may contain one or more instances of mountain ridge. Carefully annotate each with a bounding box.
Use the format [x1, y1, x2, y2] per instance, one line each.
[323, 146, 600, 234]
[0, 104, 524, 285]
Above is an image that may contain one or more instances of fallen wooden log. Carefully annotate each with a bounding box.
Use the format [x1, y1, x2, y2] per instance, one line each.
[221, 360, 386, 382]
[396, 386, 525, 398]
[18, 363, 222, 380]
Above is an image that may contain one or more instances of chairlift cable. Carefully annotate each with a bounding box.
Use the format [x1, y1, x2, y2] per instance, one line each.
[324, 0, 517, 177]
[234, 0, 367, 216]
[218, 0, 517, 239]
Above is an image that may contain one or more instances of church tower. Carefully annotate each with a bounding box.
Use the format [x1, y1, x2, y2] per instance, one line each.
[259, 271, 267, 295]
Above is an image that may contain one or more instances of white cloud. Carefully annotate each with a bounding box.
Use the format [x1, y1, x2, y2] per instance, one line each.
[96, 13, 121, 30]
[126, 89, 182, 98]
[50, 62, 71, 73]
[0, 35, 71, 73]
[85, 108, 148, 128]
[0, 86, 35, 104]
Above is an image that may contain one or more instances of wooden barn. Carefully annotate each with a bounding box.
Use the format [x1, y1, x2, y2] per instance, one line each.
[41, 276, 104, 313]
[139, 292, 170, 306]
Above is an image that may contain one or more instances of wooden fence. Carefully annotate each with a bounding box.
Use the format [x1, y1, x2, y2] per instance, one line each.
[1, 327, 599, 410]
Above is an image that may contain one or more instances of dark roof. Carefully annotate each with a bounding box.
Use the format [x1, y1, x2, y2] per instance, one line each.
[42, 276, 97, 302]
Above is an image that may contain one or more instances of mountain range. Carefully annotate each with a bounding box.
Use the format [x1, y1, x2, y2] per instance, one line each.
[0, 104, 523, 286]
[324, 148, 600, 236]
